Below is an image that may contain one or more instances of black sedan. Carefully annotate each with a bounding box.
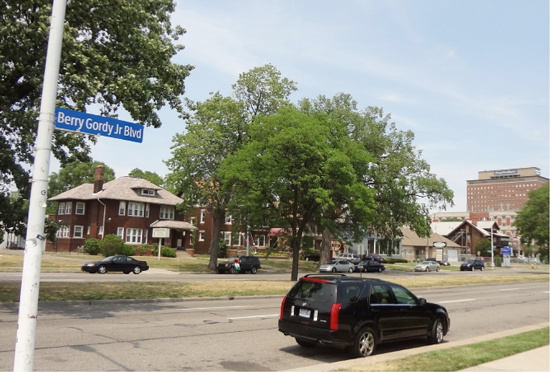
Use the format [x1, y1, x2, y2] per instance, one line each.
[81, 255, 149, 274]
[460, 259, 485, 271]
[355, 260, 385, 273]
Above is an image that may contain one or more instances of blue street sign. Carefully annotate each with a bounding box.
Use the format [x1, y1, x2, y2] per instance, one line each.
[500, 246, 511, 255]
[55, 108, 143, 143]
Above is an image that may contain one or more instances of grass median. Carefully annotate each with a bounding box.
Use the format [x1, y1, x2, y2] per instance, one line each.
[342, 327, 549, 372]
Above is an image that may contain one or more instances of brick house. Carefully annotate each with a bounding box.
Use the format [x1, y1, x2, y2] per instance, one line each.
[47, 166, 197, 253]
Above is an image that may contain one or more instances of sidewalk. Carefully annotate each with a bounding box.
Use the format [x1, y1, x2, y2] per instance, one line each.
[285, 323, 549, 372]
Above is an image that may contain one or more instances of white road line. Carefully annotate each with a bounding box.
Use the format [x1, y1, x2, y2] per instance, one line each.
[228, 314, 279, 320]
[180, 306, 249, 311]
[438, 299, 476, 304]
[498, 288, 520, 292]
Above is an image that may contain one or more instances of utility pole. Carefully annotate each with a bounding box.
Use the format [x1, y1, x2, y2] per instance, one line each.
[13, 1, 67, 370]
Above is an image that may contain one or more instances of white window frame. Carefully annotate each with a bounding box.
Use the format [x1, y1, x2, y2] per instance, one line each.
[200, 210, 206, 224]
[225, 215, 232, 225]
[57, 226, 69, 238]
[58, 202, 66, 215]
[125, 228, 143, 244]
[190, 217, 196, 225]
[141, 189, 156, 196]
[223, 232, 231, 246]
[145, 203, 150, 218]
[119, 201, 126, 216]
[75, 202, 85, 215]
[73, 225, 83, 238]
[255, 235, 266, 247]
[117, 227, 124, 239]
[160, 205, 175, 220]
[65, 202, 72, 215]
[128, 202, 145, 217]
[199, 231, 205, 241]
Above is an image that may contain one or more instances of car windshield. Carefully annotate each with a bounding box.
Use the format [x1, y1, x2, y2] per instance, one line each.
[101, 256, 115, 262]
[465, 259, 475, 264]
[420, 261, 431, 265]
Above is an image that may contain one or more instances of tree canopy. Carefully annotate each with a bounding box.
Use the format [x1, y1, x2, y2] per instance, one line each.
[1, 0, 192, 233]
[128, 168, 164, 187]
[513, 183, 549, 252]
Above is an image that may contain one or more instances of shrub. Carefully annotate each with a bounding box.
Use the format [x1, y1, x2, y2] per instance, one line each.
[218, 240, 228, 258]
[301, 247, 316, 260]
[138, 244, 149, 256]
[384, 258, 408, 264]
[84, 238, 101, 255]
[161, 247, 176, 258]
[121, 244, 136, 256]
[495, 256, 502, 267]
[152, 243, 159, 256]
[99, 234, 124, 257]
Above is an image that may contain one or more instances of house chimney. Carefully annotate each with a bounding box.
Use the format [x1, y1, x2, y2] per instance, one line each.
[93, 165, 105, 193]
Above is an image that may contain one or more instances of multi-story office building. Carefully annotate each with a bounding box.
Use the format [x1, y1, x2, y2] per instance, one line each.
[467, 167, 548, 213]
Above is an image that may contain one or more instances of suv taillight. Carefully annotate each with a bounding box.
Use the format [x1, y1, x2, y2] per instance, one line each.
[330, 303, 341, 330]
[280, 296, 287, 319]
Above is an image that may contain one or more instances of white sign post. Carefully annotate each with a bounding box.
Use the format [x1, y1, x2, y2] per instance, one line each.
[13, 1, 67, 371]
[153, 228, 170, 261]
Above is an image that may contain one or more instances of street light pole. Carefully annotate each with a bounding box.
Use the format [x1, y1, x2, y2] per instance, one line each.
[491, 226, 495, 269]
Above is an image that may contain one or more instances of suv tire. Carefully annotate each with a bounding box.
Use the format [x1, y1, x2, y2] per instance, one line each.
[352, 326, 377, 357]
[428, 318, 444, 344]
[250, 266, 257, 274]
[480, 266, 484, 271]
[295, 338, 317, 348]
[229, 266, 236, 274]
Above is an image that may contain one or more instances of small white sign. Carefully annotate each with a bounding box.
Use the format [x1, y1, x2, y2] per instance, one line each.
[433, 241, 447, 248]
[152, 228, 170, 238]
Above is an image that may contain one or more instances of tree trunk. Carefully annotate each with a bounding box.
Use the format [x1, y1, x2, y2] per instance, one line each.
[321, 228, 332, 265]
[290, 237, 301, 282]
[208, 209, 225, 271]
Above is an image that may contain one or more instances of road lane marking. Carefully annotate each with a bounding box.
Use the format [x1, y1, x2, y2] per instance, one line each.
[228, 314, 279, 320]
[180, 306, 249, 311]
[498, 288, 519, 291]
[438, 299, 476, 304]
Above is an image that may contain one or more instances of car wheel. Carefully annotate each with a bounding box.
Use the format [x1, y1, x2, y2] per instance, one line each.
[123, 271, 130, 274]
[436, 267, 440, 272]
[133, 266, 141, 275]
[348, 267, 354, 273]
[98, 265, 107, 274]
[229, 266, 236, 274]
[295, 338, 317, 348]
[332, 268, 337, 273]
[480, 266, 484, 271]
[428, 318, 445, 344]
[352, 327, 377, 357]
[250, 266, 257, 274]
[378, 267, 382, 273]
[426, 267, 430, 272]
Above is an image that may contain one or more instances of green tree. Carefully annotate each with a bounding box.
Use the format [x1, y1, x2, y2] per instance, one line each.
[47, 160, 115, 214]
[128, 168, 164, 186]
[222, 106, 375, 281]
[1, 0, 193, 232]
[473, 238, 491, 257]
[165, 65, 296, 271]
[513, 183, 549, 256]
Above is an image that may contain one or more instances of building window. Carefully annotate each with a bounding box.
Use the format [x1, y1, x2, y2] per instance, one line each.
[73, 225, 83, 238]
[160, 206, 175, 220]
[190, 217, 196, 225]
[141, 189, 156, 196]
[200, 210, 206, 224]
[128, 202, 144, 217]
[255, 235, 266, 247]
[65, 202, 72, 215]
[225, 215, 232, 224]
[98, 226, 103, 236]
[145, 203, 150, 218]
[119, 201, 126, 216]
[75, 202, 85, 215]
[199, 231, 205, 241]
[58, 202, 66, 215]
[223, 232, 231, 246]
[126, 229, 143, 244]
[117, 227, 124, 239]
[57, 226, 69, 238]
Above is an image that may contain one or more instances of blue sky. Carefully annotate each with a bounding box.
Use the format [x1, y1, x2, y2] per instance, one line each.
[58, 0, 549, 212]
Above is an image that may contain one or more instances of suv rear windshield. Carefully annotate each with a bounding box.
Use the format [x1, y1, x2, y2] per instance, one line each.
[288, 279, 337, 302]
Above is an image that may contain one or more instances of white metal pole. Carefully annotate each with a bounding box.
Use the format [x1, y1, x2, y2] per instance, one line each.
[491, 226, 494, 269]
[13, 1, 67, 370]
[158, 238, 162, 260]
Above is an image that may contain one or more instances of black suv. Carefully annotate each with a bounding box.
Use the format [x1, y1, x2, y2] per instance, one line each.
[460, 259, 485, 271]
[216, 256, 261, 274]
[278, 274, 450, 357]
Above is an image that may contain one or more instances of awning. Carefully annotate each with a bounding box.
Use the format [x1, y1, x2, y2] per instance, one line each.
[267, 228, 290, 237]
[149, 220, 198, 230]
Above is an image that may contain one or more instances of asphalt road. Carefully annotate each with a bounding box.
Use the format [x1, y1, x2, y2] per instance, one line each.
[0, 281, 548, 371]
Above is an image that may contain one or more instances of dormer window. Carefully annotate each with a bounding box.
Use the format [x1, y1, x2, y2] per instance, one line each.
[141, 189, 156, 196]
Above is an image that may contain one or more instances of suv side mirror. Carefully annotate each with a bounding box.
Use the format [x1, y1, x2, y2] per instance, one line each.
[419, 298, 427, 306]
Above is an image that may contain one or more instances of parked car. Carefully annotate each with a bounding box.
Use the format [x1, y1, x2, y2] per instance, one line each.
[355, 260, 385, 273]
[427, 258, 450, 266]
[460, 259, 485, 271]
[364, 254, 386, 263]
[414, 261, 441, 272]
[334, 253, 361, 264]
[304, 252, 320, 261]
[81, 255, 149, 274]
[279, 274, 450, 357]
[217, 256, 261, 274]
[319, 260, 356, 273]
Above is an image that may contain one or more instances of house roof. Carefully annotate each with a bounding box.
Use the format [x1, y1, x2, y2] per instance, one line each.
[430, 222, 463, 236]
[49, 177, 183, 206]
[400, 226, 461, 248]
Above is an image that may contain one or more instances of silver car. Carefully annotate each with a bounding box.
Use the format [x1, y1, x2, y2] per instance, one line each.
[415, 261, 441, 272]
[320, 260, 356, 273]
